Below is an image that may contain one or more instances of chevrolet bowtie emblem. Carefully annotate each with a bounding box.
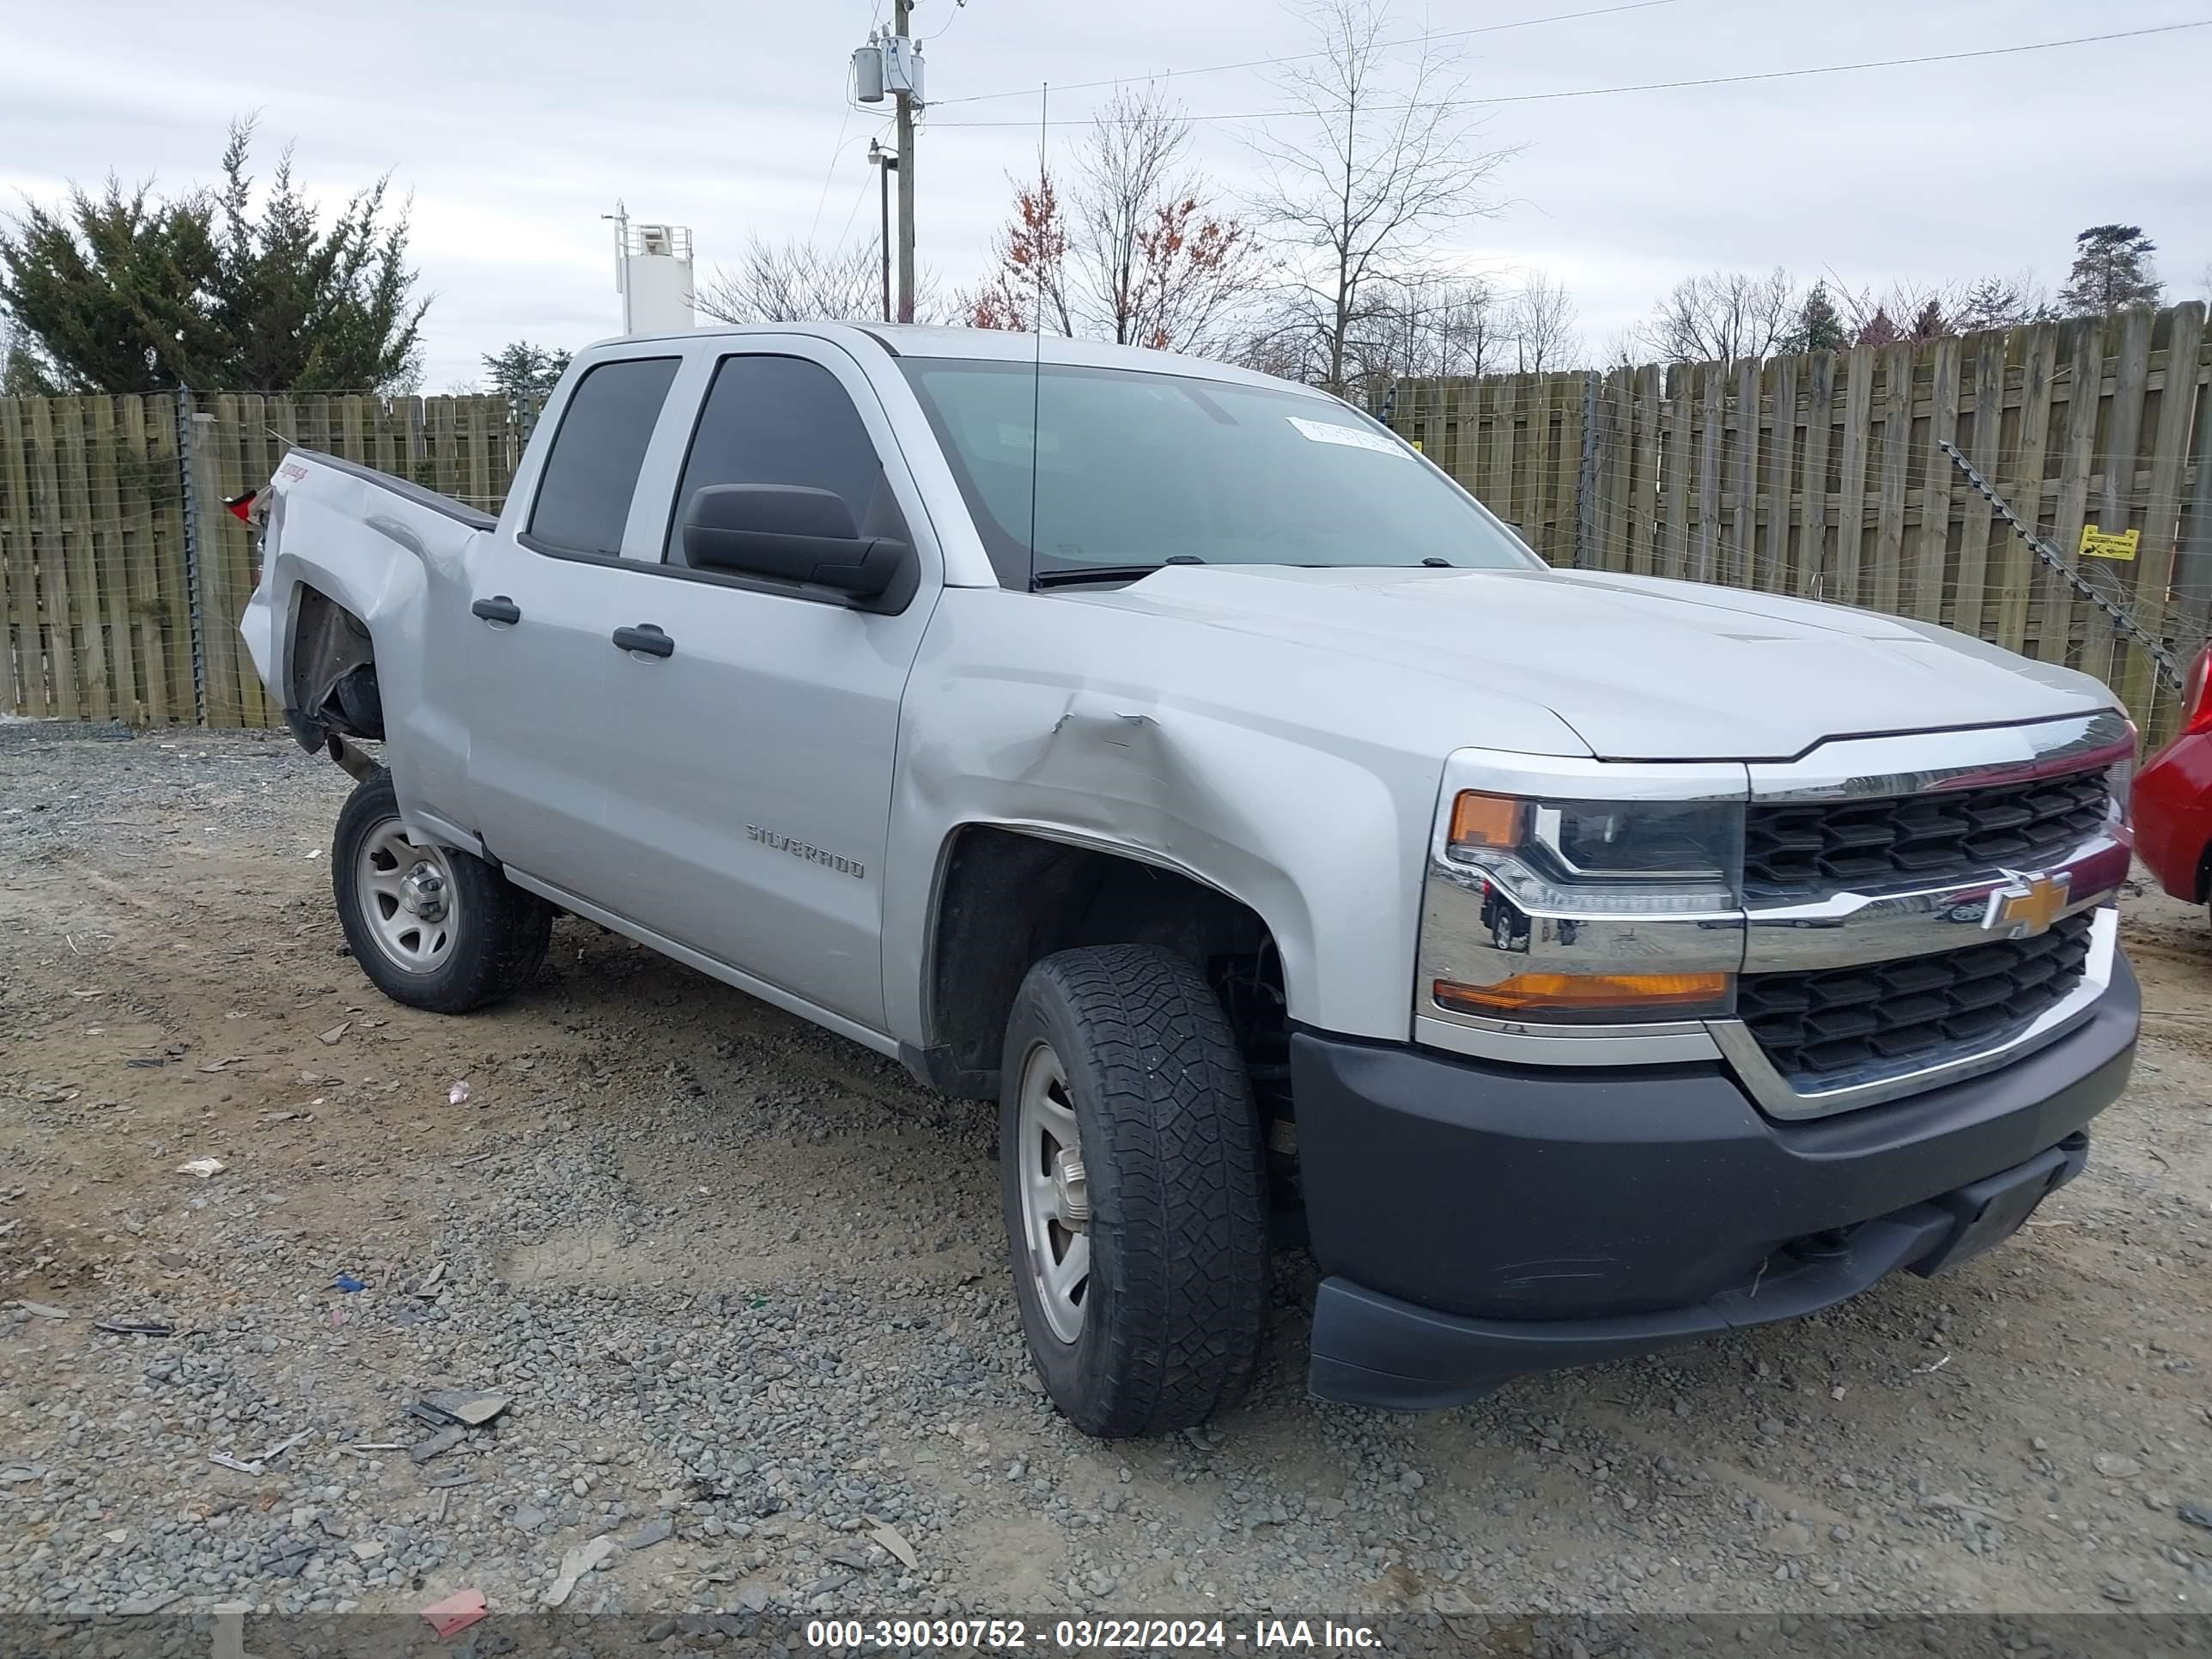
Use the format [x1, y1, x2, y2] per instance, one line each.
[1984, 870, 2070, 938]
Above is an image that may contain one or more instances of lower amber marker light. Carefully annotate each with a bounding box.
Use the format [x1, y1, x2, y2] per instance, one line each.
[1433, 971, 1732, 1016]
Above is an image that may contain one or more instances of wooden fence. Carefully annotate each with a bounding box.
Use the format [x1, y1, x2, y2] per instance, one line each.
[0, 391, 537, 729]
[5, 311, 2211, 740]
[1387, 302, 2212, 744]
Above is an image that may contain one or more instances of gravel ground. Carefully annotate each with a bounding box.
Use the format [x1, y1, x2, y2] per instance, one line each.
[3, 726, 2212, 1641]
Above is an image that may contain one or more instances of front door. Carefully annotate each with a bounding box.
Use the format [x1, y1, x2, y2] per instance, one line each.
[596, 342, 939, 1030]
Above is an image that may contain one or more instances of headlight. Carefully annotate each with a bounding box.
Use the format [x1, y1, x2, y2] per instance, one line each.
[1445, 790, 1741, 911]
[1425, 788, 1746, 1024]
[2107, 719, 2137, 829]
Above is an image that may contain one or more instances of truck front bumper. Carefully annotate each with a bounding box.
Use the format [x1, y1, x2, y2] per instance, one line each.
[1291, 954, 2138, 1410]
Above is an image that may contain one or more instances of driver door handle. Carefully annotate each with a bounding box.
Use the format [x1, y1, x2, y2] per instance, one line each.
[612, 623, 675, 659]
[471, 595, 521, 625]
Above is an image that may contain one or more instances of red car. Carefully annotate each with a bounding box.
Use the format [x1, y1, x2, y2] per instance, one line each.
[2133, 644, 2212, 927]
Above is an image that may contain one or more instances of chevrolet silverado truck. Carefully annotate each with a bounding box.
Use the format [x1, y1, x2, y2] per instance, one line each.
[240, 324, 2141, 1437]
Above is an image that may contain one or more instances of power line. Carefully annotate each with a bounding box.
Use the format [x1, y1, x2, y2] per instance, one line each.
[808, 118, 861, 240]
[833, 159, 880, 255]
[930, 21, 2212, 129]
[932, 0, 1686, 108]
[807, 5, 869, 240]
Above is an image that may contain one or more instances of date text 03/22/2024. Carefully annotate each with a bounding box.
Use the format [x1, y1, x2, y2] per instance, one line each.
[802, 1618, 1383, 1650]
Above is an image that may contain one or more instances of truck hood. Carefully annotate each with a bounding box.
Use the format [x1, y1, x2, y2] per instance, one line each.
[1063, 564, 2117, 761]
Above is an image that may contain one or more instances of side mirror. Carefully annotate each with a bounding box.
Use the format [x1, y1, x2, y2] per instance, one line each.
[681, 483, 910, 603]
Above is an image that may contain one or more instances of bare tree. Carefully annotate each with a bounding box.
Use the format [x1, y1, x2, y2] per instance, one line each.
[966, 89, 1261, 353]
[1072, 85, 1184, 339]
[1507, 271, 1577, 372]
[696, 235, 934, 325]
[1353, 271, 1506, 383]
[1638, 268, 1799, 364]
[1595, 330, 1645, 373]
[1222, 315, 1325, 384]
[1075, 87, 1260, 350]
[1245, 0, 1516, 394]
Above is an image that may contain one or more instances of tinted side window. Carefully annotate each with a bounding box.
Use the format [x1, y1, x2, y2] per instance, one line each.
[667, 355, 904, 562]
[527, 356, 680, 556]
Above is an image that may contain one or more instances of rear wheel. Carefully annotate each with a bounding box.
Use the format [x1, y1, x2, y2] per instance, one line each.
[999, 944, 1270, 1438]
[331, 769, 551, 1014]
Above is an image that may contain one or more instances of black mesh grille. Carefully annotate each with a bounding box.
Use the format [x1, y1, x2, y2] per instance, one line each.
[1743, 769, 2111, 902]
[1736, 910, 2095, 1085]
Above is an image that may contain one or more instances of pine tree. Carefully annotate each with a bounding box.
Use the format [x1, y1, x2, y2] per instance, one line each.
[2057, 225, 2161, 316]
[1797, 282, 1847, 352]
[1956, 276, 2043, 332]
[480, 342, 572, 399]
[0, 178, 226, 392]
[205, 120, 426, 392]
[0, 118, 426, 393]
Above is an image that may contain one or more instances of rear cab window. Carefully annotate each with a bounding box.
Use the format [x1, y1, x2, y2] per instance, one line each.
[526, 356, 681, 557]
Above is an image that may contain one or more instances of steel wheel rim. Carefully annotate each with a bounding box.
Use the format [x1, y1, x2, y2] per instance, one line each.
[356, 820, 459, 975]
[1016, 1040, 1090, 1344]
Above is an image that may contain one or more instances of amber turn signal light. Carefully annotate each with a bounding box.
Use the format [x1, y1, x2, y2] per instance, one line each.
[1433, 971, 1732, 1016]
[1448, 791, 1525, 849]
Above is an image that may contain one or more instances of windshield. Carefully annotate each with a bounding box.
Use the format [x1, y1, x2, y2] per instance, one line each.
[898, 357, 1540, 587]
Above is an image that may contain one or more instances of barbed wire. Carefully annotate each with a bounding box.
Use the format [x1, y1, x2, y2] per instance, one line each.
[1483, 476, 2212, 647]
[1517, 492, 2212, 608]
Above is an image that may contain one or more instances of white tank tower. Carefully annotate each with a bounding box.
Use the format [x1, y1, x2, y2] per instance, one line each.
[606, 204, 695, 334]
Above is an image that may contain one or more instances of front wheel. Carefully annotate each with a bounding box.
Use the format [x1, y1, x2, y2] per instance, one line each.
[999, 945, 1270, 1437]
[331, 769, 551, 1014]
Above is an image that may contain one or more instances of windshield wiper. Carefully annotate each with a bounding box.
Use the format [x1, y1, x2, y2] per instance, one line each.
[1031, 556, 1203, 591]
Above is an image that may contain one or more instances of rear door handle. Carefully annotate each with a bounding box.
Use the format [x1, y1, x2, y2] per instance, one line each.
[612, 623, 674, 659]
[471, 596, 521, 625]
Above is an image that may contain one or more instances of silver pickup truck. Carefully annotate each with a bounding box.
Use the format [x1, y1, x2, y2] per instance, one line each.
[242, 324, 2140, 1437]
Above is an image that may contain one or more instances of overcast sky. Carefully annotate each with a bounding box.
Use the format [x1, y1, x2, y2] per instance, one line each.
[6, 0, 2209, 388]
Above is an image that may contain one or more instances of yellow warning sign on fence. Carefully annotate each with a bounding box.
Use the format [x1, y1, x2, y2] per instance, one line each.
[2079, 526, 2140, 561]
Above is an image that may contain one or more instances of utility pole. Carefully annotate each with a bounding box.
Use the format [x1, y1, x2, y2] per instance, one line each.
[893, 0, 917, 324]
[854, 5, 932, 320]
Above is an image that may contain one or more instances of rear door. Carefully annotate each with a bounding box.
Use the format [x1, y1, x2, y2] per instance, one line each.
[592, 336, 940, 1030]
[463, 355, 682, 894]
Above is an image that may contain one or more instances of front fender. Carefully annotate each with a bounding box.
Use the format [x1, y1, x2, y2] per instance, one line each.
[880, 596, 1524, 1046]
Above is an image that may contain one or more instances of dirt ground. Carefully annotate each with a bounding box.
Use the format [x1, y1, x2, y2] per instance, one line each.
[3, 726, 2212, 1633]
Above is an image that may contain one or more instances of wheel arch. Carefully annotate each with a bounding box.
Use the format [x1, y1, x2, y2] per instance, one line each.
[907, 823, 1291, 1100]
[286, 583, 384, 747]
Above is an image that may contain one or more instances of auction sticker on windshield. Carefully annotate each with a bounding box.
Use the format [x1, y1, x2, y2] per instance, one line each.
[1285, 416, 1409, 457]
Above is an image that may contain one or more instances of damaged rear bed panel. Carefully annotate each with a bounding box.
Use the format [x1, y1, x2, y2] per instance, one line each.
[239, 448, 489, 850]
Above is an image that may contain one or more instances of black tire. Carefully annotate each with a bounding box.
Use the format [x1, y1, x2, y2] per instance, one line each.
[331, 769, 551, 1014]
[999, 944, 1270, 1438]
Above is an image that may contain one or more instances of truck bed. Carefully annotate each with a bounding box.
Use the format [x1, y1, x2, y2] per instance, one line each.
[276, 448, 497, 531]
